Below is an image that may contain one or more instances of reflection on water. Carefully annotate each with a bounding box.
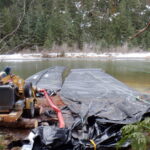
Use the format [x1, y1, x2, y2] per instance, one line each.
[0, 58, 150, 93]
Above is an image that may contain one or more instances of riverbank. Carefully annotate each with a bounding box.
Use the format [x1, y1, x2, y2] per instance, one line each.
[0, 52, 150, 61]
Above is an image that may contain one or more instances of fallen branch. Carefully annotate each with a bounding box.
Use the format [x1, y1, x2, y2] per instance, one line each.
[129, 22, 150, 40]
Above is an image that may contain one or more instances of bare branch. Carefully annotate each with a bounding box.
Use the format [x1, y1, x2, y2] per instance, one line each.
[128, 22, 150, 40]
[7, 39, 29, 53]
[0, 0, 35, 54]
[0, 39, 29, 62]
[0, 32, 16, 54]
[0, 0, 26, 44]
[0, 41, 8, 54]
[0, 23, 6, 28]
[29, 0, 35, 8]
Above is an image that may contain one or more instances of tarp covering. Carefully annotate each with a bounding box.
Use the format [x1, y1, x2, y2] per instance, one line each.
[26, 66, 65, 91]
[11, 68, 150, 150]
[60, 68, 149, 124]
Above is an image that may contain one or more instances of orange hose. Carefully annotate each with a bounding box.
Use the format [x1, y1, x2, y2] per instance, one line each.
[40, 89, 65, 128]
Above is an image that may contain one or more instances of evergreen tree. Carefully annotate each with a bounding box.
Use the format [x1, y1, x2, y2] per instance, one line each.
[0, 0, 149, 52]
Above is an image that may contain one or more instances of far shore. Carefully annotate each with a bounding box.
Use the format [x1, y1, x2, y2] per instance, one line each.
[0, 52, 150, 61]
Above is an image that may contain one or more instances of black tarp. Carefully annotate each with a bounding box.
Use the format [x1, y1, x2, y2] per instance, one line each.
[26, 66, 65, 91]
[16, 68, 150, 150]
[60, 68, 149, 124]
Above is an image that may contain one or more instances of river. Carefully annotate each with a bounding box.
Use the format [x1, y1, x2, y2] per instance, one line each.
[0, 58, 150, 93]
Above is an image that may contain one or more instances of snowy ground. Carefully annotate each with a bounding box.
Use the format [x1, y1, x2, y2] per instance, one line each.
[0, 52, 150, 61]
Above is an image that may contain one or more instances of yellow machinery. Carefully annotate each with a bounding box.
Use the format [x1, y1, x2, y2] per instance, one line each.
[0, 73, 39, 122]
[1, 74, 25, 97]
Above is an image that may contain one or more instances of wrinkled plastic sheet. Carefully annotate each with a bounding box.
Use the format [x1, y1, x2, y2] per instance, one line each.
[21, 68, 150, 150]
[60, 68, 149, 124]
[26, 66, 65, 91]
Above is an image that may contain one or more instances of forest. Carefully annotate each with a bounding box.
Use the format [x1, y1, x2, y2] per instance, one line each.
[0, 0, 150, 53]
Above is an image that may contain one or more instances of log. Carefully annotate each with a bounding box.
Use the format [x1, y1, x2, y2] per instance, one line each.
[0, 118, 38, 129]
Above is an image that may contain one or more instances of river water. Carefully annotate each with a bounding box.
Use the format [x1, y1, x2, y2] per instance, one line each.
[0, 58, 150, 93]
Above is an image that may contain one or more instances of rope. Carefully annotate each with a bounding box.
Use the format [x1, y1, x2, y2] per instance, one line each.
[90, 140, 96, 150]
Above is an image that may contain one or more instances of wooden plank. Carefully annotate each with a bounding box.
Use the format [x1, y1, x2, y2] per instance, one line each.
[0, 110, 22, 122]
[0, 118, 38, 128]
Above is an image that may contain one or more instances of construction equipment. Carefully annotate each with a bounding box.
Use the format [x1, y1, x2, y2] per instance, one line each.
[0, 71, 39, 123]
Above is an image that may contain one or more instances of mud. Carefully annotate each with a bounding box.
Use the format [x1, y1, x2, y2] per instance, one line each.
[0, 128, 29, 149]
[0, 95, 65, 149]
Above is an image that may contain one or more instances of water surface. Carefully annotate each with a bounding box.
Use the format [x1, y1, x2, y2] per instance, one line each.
[0, 58, 150, 93]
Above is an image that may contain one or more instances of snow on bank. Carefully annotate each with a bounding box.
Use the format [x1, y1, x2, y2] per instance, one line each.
[0, 52, 150, 61]
[0, 54, 42, 61]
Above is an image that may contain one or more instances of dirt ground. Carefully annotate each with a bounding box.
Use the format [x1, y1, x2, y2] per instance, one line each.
[0, 127, 29, 150]
[0, 95, 65, 150]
